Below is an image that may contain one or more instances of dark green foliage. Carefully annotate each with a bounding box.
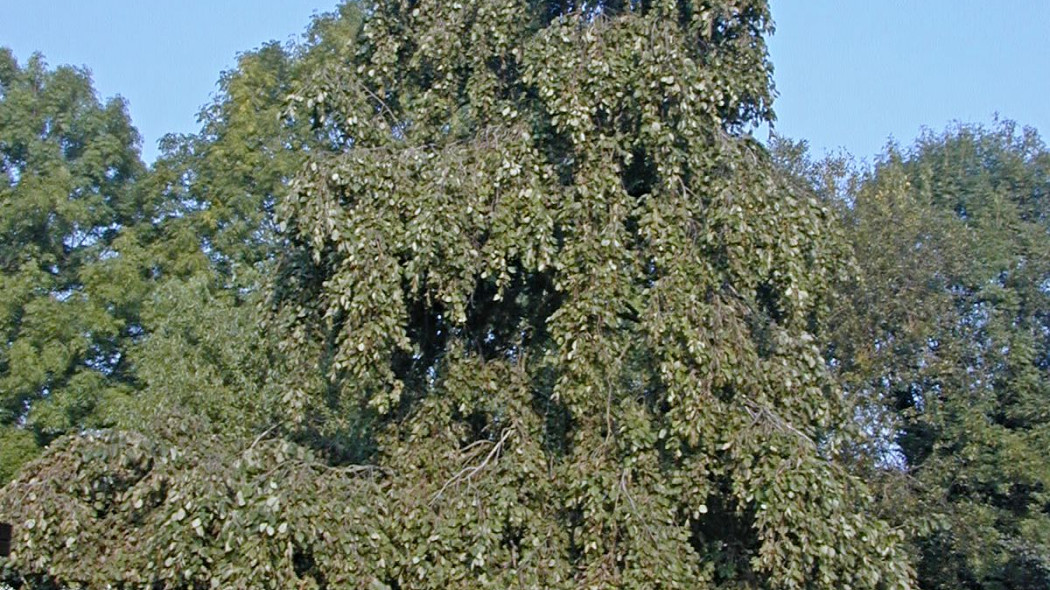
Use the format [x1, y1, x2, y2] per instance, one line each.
[268, 0, 911, 587]
[2, 1, 914, 587]
[7, 2, 1048, 589]
[0, 428, 387, 589]
[825, 122, 1050, 589]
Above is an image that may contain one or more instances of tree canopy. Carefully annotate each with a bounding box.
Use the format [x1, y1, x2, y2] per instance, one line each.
[824, 122, 1050, 589]
[0, 2, 1047, 590]
[0, 49, 145, 481]
[265, 1, 912, 588]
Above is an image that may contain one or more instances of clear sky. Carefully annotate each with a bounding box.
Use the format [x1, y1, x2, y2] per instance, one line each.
[2, 1, 1048, 165]
[0, 0, 343, 163]
[768, 1, 1050, 163]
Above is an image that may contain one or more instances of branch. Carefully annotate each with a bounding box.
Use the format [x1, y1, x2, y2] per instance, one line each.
[742, 398, 817, 448]
[430, 428, 514, 505]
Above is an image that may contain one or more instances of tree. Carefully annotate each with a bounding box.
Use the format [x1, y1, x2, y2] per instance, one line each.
[0, 6, 391, 588]
[106, 42, 316, 441]
[143, 44, 307, 289]
[270, 0, 911, 587]
[0, 49, 145, 482]
[113, 2, 367, 443]
[1, 1, 913, 588]
[826, 122, 1050, 589]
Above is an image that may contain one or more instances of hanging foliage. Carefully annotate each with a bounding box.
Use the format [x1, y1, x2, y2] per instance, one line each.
[270, 0, 912, 587]
[1, 1, 914, 588]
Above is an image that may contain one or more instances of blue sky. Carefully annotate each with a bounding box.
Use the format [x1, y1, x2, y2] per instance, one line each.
[2, 1, 1048, 164]
[768, 1, 1050, 163]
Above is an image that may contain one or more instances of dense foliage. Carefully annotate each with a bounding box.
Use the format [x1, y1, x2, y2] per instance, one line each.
[0, 49, 145, 481]
[267, 0, 912, 588]
[0, 2, 1047, 589]
[824, 123, 1050, 589]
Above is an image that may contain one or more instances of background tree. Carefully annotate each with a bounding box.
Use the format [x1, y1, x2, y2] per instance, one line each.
[0, 49, 145, 482]
[113, 2, 365, 441]
[825, 122, 1050, 589]
[109, 41, 310, 439]
[0, 6, 395, 588]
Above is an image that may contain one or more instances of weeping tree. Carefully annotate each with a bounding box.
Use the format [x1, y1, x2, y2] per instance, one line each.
[1, 1, 912, 588]
[272, 0, 912, 587]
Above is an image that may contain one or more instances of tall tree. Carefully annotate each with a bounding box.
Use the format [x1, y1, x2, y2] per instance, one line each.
[827, 122, 1050, 589]
[271, 0, 912, 587]
[115, 3, 366, 439]
[0, 2, 912, 588]
[106, 42, 312, 439]
[0, 49, 145, 482]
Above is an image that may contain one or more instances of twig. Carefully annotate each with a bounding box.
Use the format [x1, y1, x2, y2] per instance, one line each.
[247, 424, 280, 451]
[357, 81, 400, 129]
[742, 398, 817, 448]
[618, 468, 659, 546]
[430, 428, 514, 505]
